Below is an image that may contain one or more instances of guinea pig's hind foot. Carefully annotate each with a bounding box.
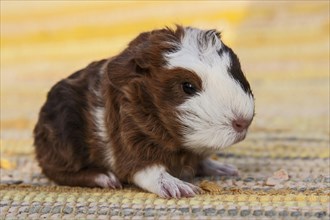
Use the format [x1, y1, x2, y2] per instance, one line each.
[94, 171, 122, 189]
[198, 158, 239, 177]
[133, 165, 202, 198]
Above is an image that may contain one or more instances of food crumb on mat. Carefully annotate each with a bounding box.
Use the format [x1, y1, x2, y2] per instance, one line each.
[200, 180, 223, 193]
[265, 169, 289, 186]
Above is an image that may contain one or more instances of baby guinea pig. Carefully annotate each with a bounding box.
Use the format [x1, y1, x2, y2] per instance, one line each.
[34, 25, 255, 198]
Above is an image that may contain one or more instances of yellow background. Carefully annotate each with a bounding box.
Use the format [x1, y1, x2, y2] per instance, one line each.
[1, 1, 329, 155]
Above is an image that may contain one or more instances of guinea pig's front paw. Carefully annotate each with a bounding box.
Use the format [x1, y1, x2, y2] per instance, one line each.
[133, 165, 202, 198]
[94, 171, 122, 189]
[198, 158, 239, 177]
[158, 173, 202, 198]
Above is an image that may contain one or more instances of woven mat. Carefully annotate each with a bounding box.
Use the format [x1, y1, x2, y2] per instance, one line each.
[1, 133, 329, 219]
[1, 1, 329, 219]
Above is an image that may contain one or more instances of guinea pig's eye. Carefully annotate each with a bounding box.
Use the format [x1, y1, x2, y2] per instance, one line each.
[182, 82, 197, 95]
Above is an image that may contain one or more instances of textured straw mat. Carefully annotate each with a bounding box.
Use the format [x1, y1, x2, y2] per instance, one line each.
[1, 133, 329, 219]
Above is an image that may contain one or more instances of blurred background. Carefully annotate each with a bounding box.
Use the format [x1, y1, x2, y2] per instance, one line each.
[1, 1, 329, 156]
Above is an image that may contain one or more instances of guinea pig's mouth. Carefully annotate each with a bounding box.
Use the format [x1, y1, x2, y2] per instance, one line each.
[212, 131, 247, 151]
[233, 132, 247, 144]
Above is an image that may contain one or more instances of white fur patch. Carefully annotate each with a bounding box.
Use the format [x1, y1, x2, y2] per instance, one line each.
[91, 62, 116, 169]
[93, 106, 108, 141]
[165, 27, 254, 153]
[92, 106, 116, 169]
[133, 165, 166, 195]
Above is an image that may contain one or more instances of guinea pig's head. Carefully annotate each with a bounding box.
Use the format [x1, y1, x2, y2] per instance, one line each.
[112, 25, 254, 154]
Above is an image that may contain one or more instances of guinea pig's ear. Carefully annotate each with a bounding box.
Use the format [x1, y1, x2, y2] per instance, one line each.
[131, 43, 151, 76]
[132, 51, 150, 75]
[128, 32, 152, 75]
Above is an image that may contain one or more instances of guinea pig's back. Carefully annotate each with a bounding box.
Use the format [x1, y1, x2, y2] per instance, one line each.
[33, 59, 107, 177]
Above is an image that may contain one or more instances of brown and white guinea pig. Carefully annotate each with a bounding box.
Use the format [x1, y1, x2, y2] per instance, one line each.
[34, 25, 255, 198]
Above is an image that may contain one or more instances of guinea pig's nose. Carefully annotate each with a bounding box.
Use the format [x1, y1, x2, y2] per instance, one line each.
[232, 118, 250, 132]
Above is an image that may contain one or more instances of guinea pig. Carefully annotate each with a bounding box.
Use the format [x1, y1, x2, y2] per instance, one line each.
[33, 25, 255, 198]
